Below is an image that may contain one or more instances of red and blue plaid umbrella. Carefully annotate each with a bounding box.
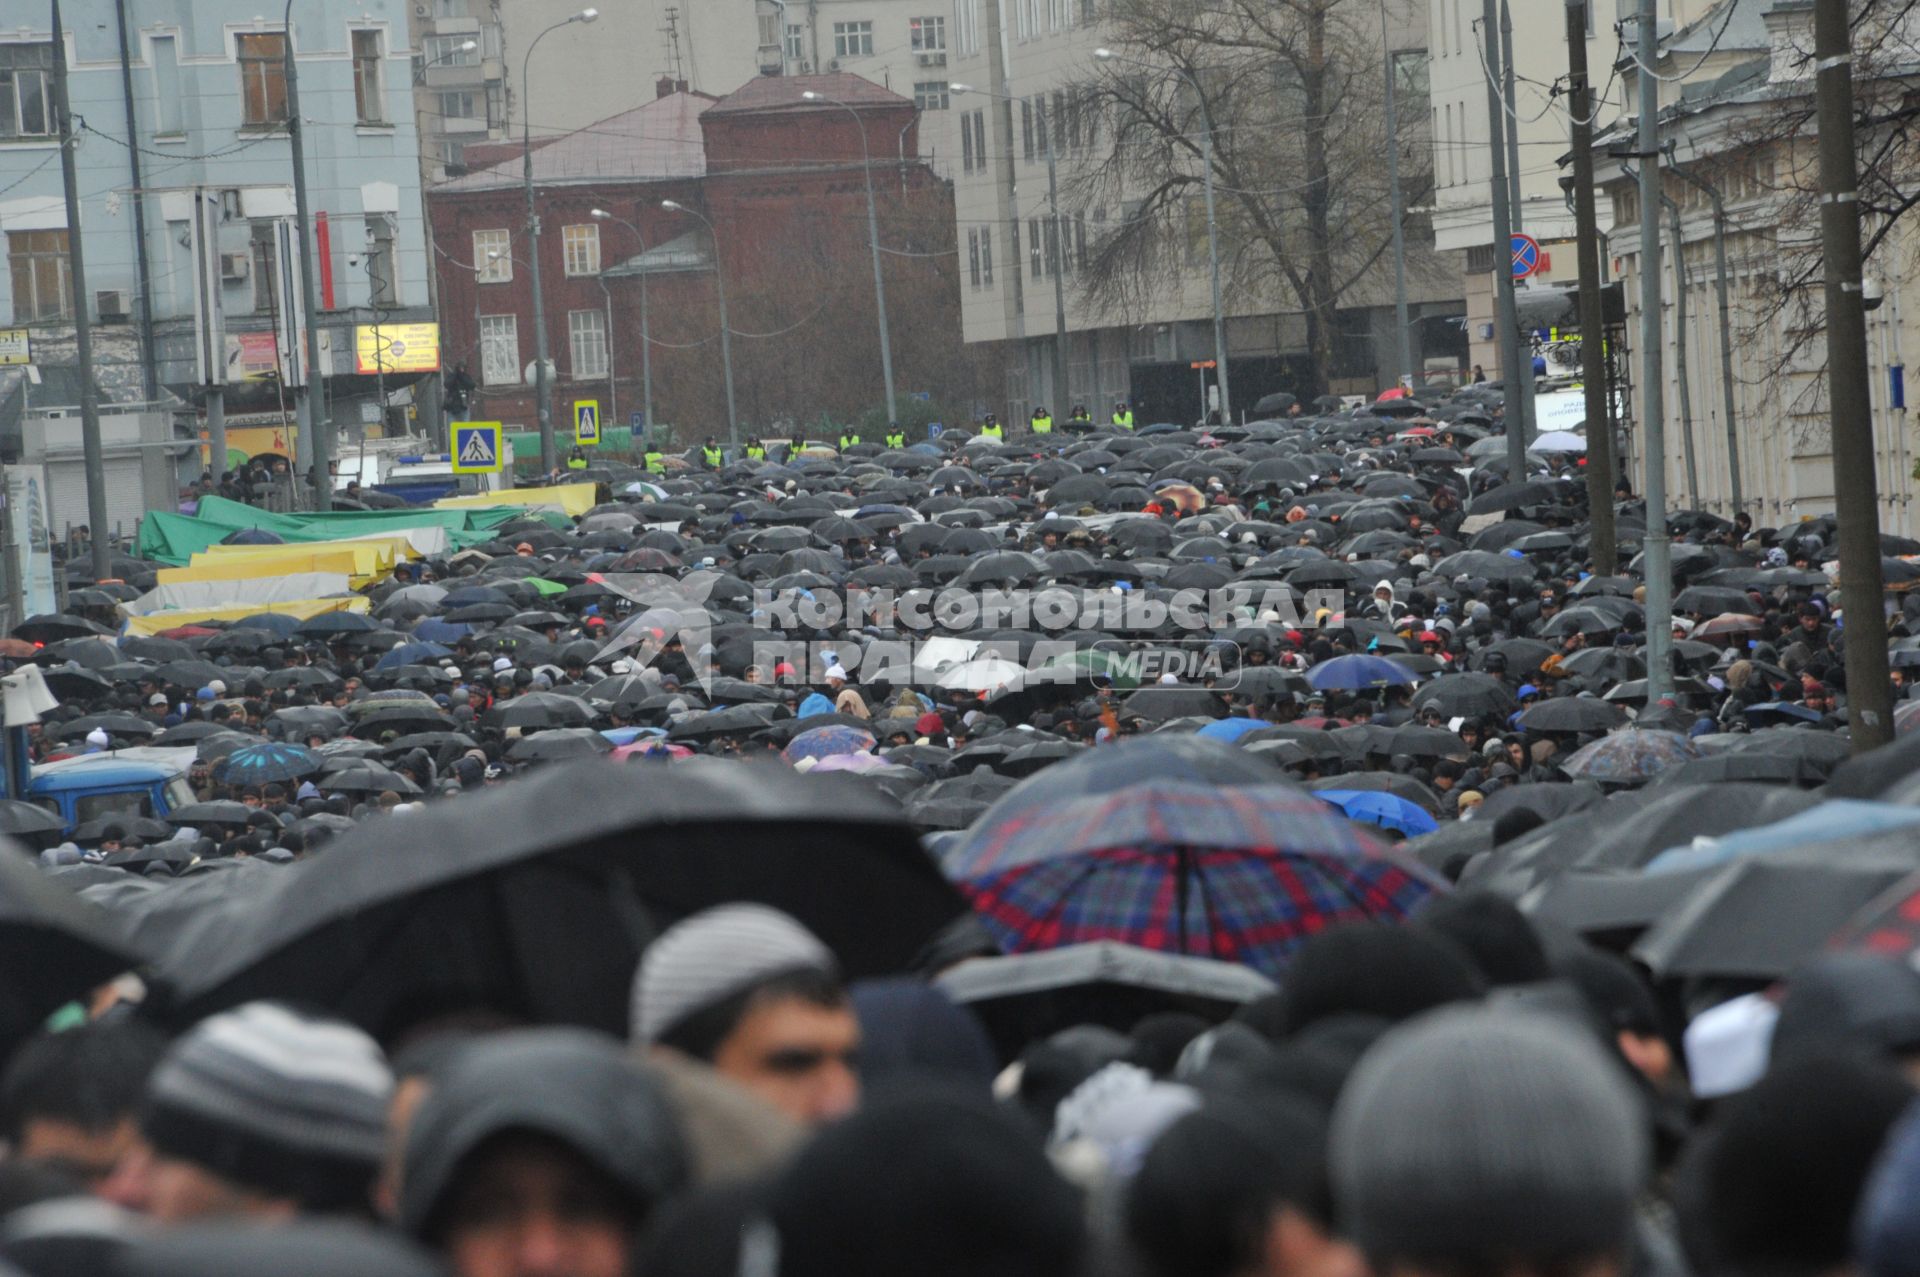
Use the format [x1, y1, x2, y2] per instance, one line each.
[950, 781, 1444, 978]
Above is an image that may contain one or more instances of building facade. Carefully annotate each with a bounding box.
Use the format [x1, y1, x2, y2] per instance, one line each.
[427, 73, 977, 444]
[943, 0, 1461, 427]
[0, 0, 432, 475]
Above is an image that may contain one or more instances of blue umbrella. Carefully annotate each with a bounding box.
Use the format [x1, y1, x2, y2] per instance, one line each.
[1196, 716, 1270, 743]
[222, 742, 323, 785]
[1312, 789, 1440, 838]
[411, 619, 471, 644]
[372, 641, 452, 673]
[1307, 654, 1419, 691]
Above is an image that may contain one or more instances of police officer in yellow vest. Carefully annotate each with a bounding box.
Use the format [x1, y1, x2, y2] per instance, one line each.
[977, 415, 1004, 441]
[839, 429, 861, 450]
[1030, 407, 1053, 435]
[643, 446, 666, 474]
[701, 436, 724, 468]
[1068, 404, 1093, 427]
[566, 446, 589, 471]
[1112, 401, 1135, 429]
[885, 423, 906, 449]
[744, 437, 767, 461]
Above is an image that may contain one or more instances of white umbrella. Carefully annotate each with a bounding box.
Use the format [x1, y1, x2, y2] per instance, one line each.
[1531, 430, 1587, 452]
[935, 657, 1027, 693]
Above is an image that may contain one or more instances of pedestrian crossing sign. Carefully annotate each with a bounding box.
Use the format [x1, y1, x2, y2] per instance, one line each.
[574, 399, 601, 445]
[451, 421, 505, 473]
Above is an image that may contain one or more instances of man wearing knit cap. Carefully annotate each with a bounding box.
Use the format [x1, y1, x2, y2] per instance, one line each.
[631, 904, 859, 1125]
[104, 1001, 392, 1222]
[1330, 1003, 1648, 1277]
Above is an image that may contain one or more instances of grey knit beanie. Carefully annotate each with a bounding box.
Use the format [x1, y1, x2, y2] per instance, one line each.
[1329, 1003, 1648, 1268]
[631, 904, 838, 1044]
[141, 1002, 393, 1212]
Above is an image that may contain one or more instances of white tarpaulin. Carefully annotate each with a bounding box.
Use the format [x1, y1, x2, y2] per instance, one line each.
[124, 572, 355, 616]
[330, 524, 451, 557]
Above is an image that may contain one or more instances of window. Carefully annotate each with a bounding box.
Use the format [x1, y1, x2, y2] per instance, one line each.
[1048, 0, 1070, 30]
[914, 81, 949, 111]
[1392, 49, 1430, 117]
[480, 315, 520, 385]
[972, 111, 987, 166]
[0, 44, 53, 139]
[785, 24, 805, 61]
[910, 17, 946, 51]
[833, 22, 873, 58]
[562, 224, 600, 276]
[151, 35, 182, 135]
[961, 114, 975, 171]
[236, 32, 289, 127]
[981, 226, 993, 284]
[956, 0, 980, 57]
[438, 90, 479, 121]
[569, 309, 607, 379]
[1080, 0, 1097, 20]
[968, 229, 981, 288]
[1009, 222, 1020, 306]
[1033, 95, 1049, 157]
[1066, 88, 1082, 150]
[250, 223, 279, 315]
[438, 138, 465, 171]
[1051, 89, 1066, 153]
[424, 35, 480, 67]
[486, 82, 506, 128]
[1075, 213, 1087, 272]
[758, 13, 780, 48]
[1043, 215, 1059, 276]
[1020, 98, 1034, 160]
[473, 229, 511, 282]
[434, 0, 464, 17]
[1029, 218, 1042, 277]
[352, 30, 384, 124]
[8, 230, 70, 322]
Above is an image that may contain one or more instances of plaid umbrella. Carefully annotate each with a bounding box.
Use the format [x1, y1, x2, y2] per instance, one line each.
[220, 742, 322, 785]
[951, 781, 1443, 978]
[783, 724, 877, 764]
[1560, 729, 1703, 784]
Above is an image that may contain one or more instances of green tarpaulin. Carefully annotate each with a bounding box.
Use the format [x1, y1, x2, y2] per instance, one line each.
[137, 496, 550, 566]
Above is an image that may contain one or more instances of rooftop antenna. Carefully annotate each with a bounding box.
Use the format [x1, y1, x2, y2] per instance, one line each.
[660, 6, 684, 82]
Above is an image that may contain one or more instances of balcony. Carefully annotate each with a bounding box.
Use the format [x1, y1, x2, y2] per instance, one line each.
[424, 62, 485, 89]
[430, 16, 480, 35]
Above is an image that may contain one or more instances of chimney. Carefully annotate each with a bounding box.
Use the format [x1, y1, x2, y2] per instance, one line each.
[656, 75, 677, 99]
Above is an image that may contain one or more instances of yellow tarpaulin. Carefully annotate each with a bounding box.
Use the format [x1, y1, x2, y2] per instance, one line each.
[161, 552, 380, 591]
[435, 482, 597, 519]
[123, 595, 370, 636]
[197, 539, 403, 573]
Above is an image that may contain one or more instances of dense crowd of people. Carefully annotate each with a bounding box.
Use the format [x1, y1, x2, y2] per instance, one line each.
[4, 384, 1920, 1276]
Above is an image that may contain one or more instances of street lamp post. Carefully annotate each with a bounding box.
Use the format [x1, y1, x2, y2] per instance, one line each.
[801, 90, 898, 426]
[283, 0, 332, 508]
[521, 9, 598, 476]
[954, 82, 1069, 419]
[1095, 48, 1230, 424]
[592, 209, 654, 442]
[661, 200, 739, 447]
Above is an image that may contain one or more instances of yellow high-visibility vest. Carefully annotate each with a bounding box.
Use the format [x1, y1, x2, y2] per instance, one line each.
[745, 444, 767, 460]
[643, 450, 666, 473]
[978, 422, 1004, 440]
[885, 431, 906, 448]
[1112, 410, 1134, 429]
[1031, 414, 1053, 434]
[702, 446, 724, 467]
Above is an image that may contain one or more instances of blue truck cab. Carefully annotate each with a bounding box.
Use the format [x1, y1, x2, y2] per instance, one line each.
[27, 751, 195, 833]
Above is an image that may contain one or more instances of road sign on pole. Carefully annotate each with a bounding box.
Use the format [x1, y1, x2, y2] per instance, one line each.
[1511, 232, 1542, 280]
[573, 400, 601, 446]
[451, 421, 505, 473]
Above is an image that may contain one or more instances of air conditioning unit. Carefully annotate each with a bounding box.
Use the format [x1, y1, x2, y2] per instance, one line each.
[94, 290, 130, 321]
[827, 58, 840, 71]
[220, 252, 251, 283]
[916, 51, 946, 66]
[797, 60, 813, 73]
[414, 2, 428, 14]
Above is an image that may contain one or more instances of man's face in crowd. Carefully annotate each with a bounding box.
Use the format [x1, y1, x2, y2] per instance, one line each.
[439, 1133, 634, 1277]
[101, 1144, 296, 1224]
[710, 993, 861, 1125]
[17, 1113, 144, 1190]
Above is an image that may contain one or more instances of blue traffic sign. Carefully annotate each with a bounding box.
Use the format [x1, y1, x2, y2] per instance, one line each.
[927, 422, 944, 439]
[451, 421, 505, 473]
[630, 410, 645, 429]
[1511, 232, 1541, 280]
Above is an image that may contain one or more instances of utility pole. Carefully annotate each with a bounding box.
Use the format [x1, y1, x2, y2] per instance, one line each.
[1668, 154, 1743, 517]
[1046, 132, 1068, 415]
[1499, 0, 1535, 453]
[1663, 190, 1699, 505]
[1382, 0, 1413, 391]
[111, 0, 157, 404]
[1813, 0, 1893, 750]
[1566, 0, 1615, 573]
[1635, 0, 1673, 703]
[49, 0, 111, 582]
[1480, 1, 1527, 477]
[284, 0, 332, 510]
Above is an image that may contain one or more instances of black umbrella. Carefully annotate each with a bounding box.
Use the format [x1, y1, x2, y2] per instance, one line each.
[487, 693, 596, 731]
[1516, 697, 1628, 733]
[319, 764, 421, 795]
[14, 614, 113, 642]
[152, 761, 966, 1040]
[933, 941, 1275, 1063]
[0, 845, 143, 1058]
[506, 728, 615, 763]
[0, 801, 65, 838]
[166, 801, 258, 828]
[1411, 673, 1516, 719]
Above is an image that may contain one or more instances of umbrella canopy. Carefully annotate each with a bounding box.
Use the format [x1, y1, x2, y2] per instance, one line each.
[150, 761, 967, 1039]
[949, 779, 1442, 978]
[1306, 654, 1418, 691]
[221, 742, 323, 785]
[783, 724, 878, 764]
[1313, 789, 1440, 837]
[934, 941, 1276, 1063]
[1560, 729, 1702, 784]
[1516, 697, 1628, 734]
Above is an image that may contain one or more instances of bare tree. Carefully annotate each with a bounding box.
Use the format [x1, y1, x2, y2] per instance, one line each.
[1074, 0, 1438, 396]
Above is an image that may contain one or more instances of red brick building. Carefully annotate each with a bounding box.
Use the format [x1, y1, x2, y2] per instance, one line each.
[427, 73, 982, 445]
